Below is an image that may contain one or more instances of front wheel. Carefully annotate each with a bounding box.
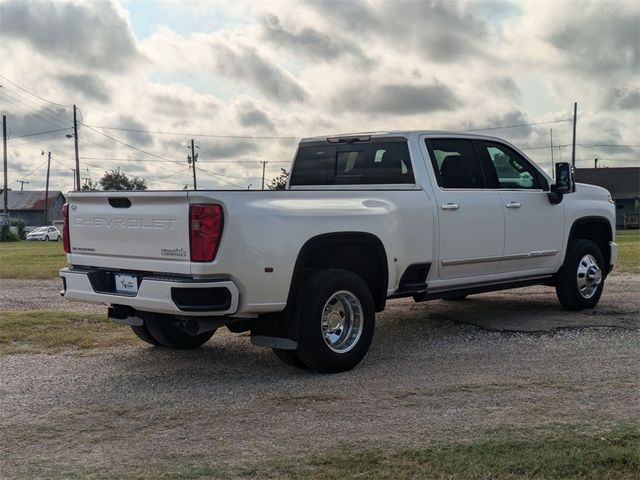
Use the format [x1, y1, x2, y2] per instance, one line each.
[292, 268, 375, 373]
[143, 313, 215, 349]
[555, 239, 605, 310]
[45, 236, 49, 241]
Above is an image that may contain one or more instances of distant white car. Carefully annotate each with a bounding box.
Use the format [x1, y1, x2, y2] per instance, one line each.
[26, 226, 61, 241]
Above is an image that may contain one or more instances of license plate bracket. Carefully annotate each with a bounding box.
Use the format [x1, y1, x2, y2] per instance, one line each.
[114, 273, 139, 295]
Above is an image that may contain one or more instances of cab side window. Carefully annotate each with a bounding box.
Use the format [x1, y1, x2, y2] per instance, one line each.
[427, 139, 487, 189]
[482, 142, 543, 190]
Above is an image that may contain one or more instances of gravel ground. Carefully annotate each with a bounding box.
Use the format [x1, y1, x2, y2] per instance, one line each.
[1, 274, 639, 478]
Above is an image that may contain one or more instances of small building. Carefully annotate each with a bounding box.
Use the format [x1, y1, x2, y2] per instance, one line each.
[0, 190, 66, 226]
[575, 167, 640, 229]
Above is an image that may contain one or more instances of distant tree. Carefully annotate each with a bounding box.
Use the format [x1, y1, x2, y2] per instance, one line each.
[267, 168, 289, 190]
[99, 168, 148, 191]
[81, 179, 99, 191]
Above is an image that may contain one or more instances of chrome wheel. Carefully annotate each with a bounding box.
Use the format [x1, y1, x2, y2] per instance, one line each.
[576, 254, 602, 299]
[320, 290, 363, 354]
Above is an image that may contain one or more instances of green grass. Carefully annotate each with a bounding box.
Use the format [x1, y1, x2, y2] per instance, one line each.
[0, 241, 67, 279]
[0, 310, 138, 355]
[615, 230, 640, 273]
[21, 423, 640, 479]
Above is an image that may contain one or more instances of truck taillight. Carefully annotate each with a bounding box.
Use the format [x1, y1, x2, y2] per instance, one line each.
[189, 204, 223, 262]
[62, 203, 71, 253]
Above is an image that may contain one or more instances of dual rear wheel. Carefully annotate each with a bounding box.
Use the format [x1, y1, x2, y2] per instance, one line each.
[130, 313, 215, 349]
[272, 268, 375, 373]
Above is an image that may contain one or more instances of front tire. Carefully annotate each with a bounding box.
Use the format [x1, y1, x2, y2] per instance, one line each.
[45, 236, 49, 241]
[144, 313, 215, 349]
[555, 239, 605, 310]
[293, 268, 375, 373]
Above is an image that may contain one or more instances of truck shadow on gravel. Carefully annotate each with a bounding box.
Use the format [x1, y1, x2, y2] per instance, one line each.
[99, 285, 638, 386]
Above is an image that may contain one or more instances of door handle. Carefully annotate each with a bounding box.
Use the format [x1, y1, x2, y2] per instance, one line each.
[505, 201, 521, 209]
[441, 203, 459, 210]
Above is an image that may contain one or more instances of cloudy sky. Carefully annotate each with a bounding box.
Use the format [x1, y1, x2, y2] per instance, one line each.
[0, 0, 638, 192]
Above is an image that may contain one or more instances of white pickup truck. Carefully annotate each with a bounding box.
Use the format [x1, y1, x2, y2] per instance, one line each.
[60, 131, 617, 372]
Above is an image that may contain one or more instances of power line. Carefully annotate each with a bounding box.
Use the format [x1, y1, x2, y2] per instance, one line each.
[0, 90, 70, 131]
[522, 143, 640, 151]
[197, 167, 244, 188]
[0, 73, 72, 109]
[9, 127, 71, 140]
[464, 118, 573, 132]
[16, 158, 49, 180]
[81, 124, 183, 165]
[0, 85, 73, 128]
[79, 156, 292, 164]
[83, 124, 300, 140]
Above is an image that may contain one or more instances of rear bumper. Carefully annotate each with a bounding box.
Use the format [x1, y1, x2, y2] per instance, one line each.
[59, 268, 239, 316]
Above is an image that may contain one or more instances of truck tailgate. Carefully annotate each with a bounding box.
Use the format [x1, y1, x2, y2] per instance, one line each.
[67, 191, 192, 275]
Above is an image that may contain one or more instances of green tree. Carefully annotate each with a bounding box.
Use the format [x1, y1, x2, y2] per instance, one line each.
[99, 168, 148, 191]
[267, 168, 289, 190]
[81, 179, 99, 191]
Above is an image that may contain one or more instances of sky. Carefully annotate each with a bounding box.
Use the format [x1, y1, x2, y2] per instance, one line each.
[0, 0, 638, 193]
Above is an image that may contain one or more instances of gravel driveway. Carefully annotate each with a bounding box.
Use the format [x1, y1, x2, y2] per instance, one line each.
[1, 274, 639, 478]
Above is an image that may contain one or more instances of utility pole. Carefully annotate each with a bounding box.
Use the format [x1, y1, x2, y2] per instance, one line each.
[188, 139, 198, 190]
[2, 115, 7, 214]
[571, 102, 577, 169]
[594, 158, 599, 169]
[549, 128, 554, 178]
[43, 151, 51, 224]
[73, 105, 80, 190]
[17, 180, 29, 191]
[260, 160, 269, 190]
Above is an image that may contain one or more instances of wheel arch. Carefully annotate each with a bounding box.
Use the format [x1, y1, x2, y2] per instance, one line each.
[565, 216, 613, 268]
[287, 232, 389, 312]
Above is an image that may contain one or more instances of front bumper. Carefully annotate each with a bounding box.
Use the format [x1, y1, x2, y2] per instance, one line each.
[608, 241, 618, 274]
[59, 268, 239, 316]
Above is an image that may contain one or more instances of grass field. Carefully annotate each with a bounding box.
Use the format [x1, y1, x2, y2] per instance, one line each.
[0, 310, 137, 355]
[0, 232, 638, 280]
[616, 230, 640, 273]
[0, 241, 66, 279]
[21, 423, 640, 479]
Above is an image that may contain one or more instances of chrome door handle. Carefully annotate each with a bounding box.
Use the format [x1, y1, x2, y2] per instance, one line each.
[505, 202, 521, 209]
[441, 203, 459, 210]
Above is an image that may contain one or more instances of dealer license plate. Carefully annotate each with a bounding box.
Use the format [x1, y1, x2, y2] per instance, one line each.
[114, 273, 139, 295]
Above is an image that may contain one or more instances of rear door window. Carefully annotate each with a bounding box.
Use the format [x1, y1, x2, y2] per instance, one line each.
[427, 139, 487, 189]
[290, 140, 414, 186]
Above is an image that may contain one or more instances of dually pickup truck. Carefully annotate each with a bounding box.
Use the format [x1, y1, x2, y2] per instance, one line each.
[60, 131, 617, 372]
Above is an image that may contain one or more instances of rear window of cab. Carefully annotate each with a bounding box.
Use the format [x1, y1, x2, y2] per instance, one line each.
[290, 140, 415, 186]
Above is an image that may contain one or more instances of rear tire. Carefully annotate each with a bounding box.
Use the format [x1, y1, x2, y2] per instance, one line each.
[130, 323, 162, 346]
[555, 239, 605, 311]
[144, 313, 215, 349]
[293, 268, 375, 373]
[272, 348, 309, 369]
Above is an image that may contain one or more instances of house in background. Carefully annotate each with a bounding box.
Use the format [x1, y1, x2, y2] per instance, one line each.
[574, 167, 640, 229]
[0, 190, 66, 226]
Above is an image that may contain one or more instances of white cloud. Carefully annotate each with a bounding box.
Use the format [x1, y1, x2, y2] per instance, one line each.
[0, 0, 637, 193]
